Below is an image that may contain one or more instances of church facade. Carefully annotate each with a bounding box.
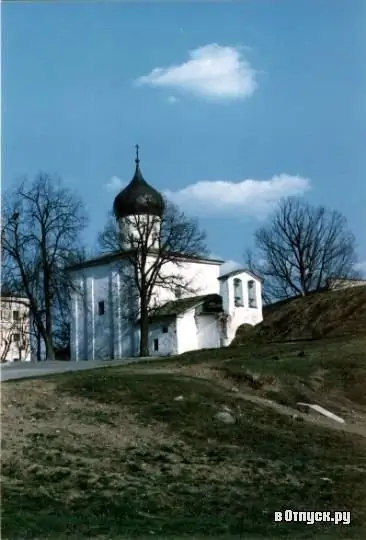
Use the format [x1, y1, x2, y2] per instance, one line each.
[68, 151, 263, 361]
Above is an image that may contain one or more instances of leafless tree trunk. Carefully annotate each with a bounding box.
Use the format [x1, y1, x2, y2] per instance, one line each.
[1, 173, 88, 361]
[98, 200, 208, 357]
[32, 316, 42, 362]
[246, 197, 360, 302]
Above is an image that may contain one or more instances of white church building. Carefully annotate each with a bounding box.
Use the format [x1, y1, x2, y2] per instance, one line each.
[68, 151, 263, 361]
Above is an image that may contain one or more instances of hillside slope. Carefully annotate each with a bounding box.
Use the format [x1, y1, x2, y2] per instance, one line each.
[234, 285, 366, 345]
[2, 363, 366, 539]
[2, 287, 366, 539]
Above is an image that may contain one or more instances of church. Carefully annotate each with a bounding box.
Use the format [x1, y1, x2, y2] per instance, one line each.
[68, 150, 263, 361]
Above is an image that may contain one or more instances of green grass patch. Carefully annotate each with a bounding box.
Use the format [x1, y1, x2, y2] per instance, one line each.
[126, 336, 366, 412]
[2, 368, 366, 539]
[219, 338, 366, 407]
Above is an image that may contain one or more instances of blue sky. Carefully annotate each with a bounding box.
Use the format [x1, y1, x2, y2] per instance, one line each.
[2, 1, 366, 273]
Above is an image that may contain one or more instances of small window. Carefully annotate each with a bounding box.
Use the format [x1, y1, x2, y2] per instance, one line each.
[233, 278, 244, 307]
[220, 319, 228, 339]
[175, 286, 182, 299]
[12, 310, 20, 321]
[98, 301, 105, 316]
[162, 326, 168, 334]
[248, 280, 257, 308]
[153, 339, 159, 351]
[1, 310, 10, 321]
[13, 333, 20, 342]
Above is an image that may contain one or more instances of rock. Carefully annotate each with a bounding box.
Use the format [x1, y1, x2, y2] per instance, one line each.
[222, 405, 232, 413]
[215, 411, 235, 424]
[296, 402, 345, 424]
[231, 387, 239, 393]
[296, 403, 310, 414]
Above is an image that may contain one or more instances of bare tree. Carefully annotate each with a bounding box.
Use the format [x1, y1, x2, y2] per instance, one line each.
[246, 197, 359, 302]
[1, 173, 88, 361]
[98, 200, 208, 356]
[52, 249, 89, 356]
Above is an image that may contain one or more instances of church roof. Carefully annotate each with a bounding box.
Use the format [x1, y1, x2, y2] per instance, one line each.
[113, 146, 164, 219]
[149, 293, 223, 319]
[66, 250, 224, 272]
[218, 268, 263, 282]
[0, 284, 29, 301]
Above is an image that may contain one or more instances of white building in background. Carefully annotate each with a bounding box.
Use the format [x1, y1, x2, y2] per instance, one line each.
[0, 296, 31, 363]
[68, 151, 263, 361]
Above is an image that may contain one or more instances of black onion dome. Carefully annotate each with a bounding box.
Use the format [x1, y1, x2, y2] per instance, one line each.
[113, 153, 164, 219]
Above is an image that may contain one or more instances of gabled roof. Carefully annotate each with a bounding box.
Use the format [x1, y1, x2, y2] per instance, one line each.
[218, 268, 263, 282]
[149, 293, 223, 319]
[66, 250, 224, 272]
[66, 250, 135, 271]
[0, 296, 30, 305]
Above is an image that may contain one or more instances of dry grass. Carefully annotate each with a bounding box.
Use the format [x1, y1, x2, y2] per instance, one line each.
[233, 285, 366, 345]
[145, 336, 366, 421]
[3, 286, 366, 538]
[2, 362, 366, 539]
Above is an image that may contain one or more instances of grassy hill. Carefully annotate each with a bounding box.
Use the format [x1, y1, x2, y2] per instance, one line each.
[233, 285, 366, 344]
[2, 287, 366, 539]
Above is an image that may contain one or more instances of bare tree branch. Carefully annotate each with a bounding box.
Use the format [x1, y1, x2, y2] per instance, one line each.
[98, 198, 208, 356]
[246, 197, 359, 302]
[1, 173, 88, 360]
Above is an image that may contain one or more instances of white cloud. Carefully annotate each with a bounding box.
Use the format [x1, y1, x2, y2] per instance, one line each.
[167, 95, 179, 104]
[135, 44, 257, 101]
[164, 174, 311, 219]
[209, 255, 243, 276]
[219, 259, 242, 276]
[105, 176, 125, 192]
